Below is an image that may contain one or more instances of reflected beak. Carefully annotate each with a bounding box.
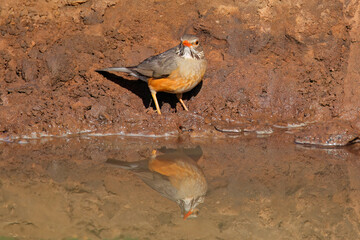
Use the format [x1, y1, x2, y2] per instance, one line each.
[183, 210, 193, 220]
[178, 197, 204, 220]
[179, 198, 194, 220]
[182, 40, 192, 47]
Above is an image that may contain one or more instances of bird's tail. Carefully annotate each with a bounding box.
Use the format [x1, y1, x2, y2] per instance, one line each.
[106, 159, 150, 172]
[96, 67, 147, 81]
[96, 67, 132, 73]
[106, 159, 139, 169]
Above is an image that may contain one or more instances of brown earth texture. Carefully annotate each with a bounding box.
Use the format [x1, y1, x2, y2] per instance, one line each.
[2, 1, 360, 239]
[1, 0, 360, 143]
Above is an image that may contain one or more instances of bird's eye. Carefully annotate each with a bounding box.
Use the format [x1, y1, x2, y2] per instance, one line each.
[194, 40, 199, 45]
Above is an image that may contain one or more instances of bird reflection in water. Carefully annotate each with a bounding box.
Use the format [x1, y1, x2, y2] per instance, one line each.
[106, 146, 207, 220]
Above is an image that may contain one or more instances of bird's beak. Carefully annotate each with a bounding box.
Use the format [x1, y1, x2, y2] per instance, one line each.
[182, 40, 192, 47]
[183, 210, 193, 220]
[179, 198, 196, 220]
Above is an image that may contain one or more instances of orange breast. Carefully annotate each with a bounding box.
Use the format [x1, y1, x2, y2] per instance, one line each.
[148, 77, 197, 93]
[148, 158, 202, 191]
[148, 59, 206, 94]
[148, 158, 195, 178]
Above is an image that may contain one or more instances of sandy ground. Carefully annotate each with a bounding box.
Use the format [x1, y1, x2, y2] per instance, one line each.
[0, 134, 359, 239]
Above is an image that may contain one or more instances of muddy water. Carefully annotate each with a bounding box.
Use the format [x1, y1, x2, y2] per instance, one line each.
[0, 135, 359, 240]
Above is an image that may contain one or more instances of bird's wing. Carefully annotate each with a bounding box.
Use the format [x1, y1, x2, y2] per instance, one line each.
[106, 159, 149, 171]
[106, 158, 180, 201]
[137, 172, 179, 201]
[132, 46, 180, 79]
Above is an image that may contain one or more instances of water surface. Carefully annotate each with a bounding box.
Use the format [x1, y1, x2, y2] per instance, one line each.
[0, 135, 359, 239]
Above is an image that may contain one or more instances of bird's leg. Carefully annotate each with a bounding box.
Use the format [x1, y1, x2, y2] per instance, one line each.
[176, 93, 189, 111]
[151, 90, 162, 115]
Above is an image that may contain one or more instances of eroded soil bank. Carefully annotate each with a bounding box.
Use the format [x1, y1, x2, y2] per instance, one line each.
[1, 135, 360, 239]
[0, 0, 360, 143]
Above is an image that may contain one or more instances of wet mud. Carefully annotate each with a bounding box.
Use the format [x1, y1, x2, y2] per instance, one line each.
[1, 1, 360, 238]
[0, 0, 360, 143]
[0, 135, 360, 239]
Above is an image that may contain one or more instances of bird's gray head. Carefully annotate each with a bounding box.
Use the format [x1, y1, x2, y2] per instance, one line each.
[177, 34, 205, 60]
